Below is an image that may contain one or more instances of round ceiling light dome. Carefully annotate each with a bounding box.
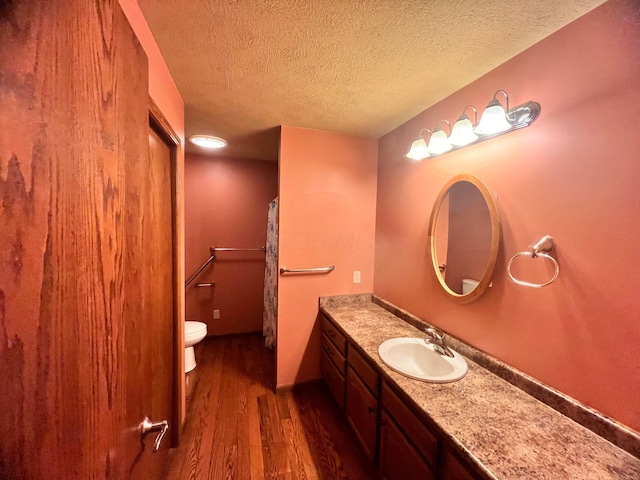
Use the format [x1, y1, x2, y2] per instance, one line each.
[189, 135, 228, 149]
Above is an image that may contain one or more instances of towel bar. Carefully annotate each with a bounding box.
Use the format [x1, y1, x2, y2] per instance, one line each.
[279, 265, 335, 275]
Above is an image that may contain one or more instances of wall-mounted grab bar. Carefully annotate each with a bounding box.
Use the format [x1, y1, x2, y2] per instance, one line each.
[195, 282, 215, 287]
[212, 246, 266, 252]
[280, 265, 335, 275]
[185, 249, 216, 288]
[185, 246, 266, 288]
[507, 235, 559, 288]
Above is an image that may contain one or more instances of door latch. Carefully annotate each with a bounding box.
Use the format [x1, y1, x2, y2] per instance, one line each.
[139, 417, 169, 452]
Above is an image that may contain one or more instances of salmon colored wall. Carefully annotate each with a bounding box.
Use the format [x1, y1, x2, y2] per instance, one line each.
[374, 0, 640, 431]
[118, 0, 184, 141]
[278, 126, 378, 387]
[184, 154, 278, 335]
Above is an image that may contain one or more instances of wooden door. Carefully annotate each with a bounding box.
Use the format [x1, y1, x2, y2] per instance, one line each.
[0, 1, 174, 478]
[123, 121, 176, 478]
[145, 121, 176, 446]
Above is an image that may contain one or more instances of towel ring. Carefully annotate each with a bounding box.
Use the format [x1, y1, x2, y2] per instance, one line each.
[507, 235, 559, 288]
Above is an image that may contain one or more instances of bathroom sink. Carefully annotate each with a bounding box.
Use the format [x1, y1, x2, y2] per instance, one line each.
[378, 337, 468, 383]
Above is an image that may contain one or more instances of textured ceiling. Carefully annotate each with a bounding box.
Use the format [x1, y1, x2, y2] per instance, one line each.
[138, 0, 606, 161]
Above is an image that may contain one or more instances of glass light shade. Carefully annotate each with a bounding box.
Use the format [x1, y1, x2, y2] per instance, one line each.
[448, 115, 478, 147]
[405, 136, 429, 160]
[189, 135, 228, 149]
[474, 100, 512, 135]
[427, 128, 452, 155]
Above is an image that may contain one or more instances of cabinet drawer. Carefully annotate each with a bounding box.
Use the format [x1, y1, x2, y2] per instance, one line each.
[348, 346, 378, 394]
[321, 349, 345, 409]
[321, 315, 347, 355]
[382, 383, 437, 468]
[322, 332, 346, 374]
[440, 448, 477, 480]
[379, 411, 436, 480]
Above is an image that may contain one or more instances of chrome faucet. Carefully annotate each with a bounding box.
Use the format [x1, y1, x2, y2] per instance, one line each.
[424, 327, 455, 358]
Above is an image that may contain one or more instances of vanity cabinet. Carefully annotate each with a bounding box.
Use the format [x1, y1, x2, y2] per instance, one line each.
[345, 347, 379, 462]
[380, 383, 438, 472]
[439, 449, 477, 480]
[320, 312, 481, 480]
[379, 411, 435, 480]
[380, 383, 479, 480]
[320, 314, 347, 409]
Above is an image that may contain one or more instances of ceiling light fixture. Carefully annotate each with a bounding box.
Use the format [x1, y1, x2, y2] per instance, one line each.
[189, 135, 228, 149]
[407, 90, 540, 159]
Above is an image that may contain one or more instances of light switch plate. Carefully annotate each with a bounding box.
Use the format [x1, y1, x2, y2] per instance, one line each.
[353, 271, 361, 283]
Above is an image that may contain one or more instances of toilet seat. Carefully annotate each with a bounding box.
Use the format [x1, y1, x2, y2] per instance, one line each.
[185, 321, 207, 345]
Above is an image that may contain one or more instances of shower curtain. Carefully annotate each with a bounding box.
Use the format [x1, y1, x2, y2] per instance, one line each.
[263, 198, 278, 348]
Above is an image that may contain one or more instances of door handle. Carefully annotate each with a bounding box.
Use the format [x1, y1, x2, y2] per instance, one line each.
[139, 417, 169, 452]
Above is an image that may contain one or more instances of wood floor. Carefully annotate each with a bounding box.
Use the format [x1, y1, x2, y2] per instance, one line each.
[165, 334, 375, 480]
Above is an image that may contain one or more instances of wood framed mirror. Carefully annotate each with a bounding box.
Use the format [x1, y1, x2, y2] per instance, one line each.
[428, 174, 501, 304]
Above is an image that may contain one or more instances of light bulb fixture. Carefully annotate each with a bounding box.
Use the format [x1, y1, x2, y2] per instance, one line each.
[405, 129, 431, 160]
[449, 106, 478, 147]
[427, 120, 452, 155]
[404, 89, 540, 160]
[189, 135, 228, 149]
[474, 90, 512, 135]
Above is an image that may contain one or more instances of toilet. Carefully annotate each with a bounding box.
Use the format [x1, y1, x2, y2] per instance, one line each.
[184, 321, 208, 373]
[462, 278, 479, 294]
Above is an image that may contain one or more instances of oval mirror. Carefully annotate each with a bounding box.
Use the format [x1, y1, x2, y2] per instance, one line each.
[428, 174, 501, 304]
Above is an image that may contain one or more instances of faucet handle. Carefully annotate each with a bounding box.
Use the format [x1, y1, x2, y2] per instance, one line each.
[424, 327, 444, 342]
[424, 327, 455, 358]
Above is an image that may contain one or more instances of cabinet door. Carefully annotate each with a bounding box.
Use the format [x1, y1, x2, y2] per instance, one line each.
[321, 349, 346, 410]
[440, 448, 477, 480]
[379, 411, 435, 480]
[381, 384, 437, 468]
[346, 367, 378, 461]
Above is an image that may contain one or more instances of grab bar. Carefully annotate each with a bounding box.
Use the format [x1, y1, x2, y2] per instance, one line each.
[280, 265, 335, 275]
[186, 246, 266, 287]
[185, 247, 216, 288]
[195, 282, 215, 287]
[213, 246, 266, 252]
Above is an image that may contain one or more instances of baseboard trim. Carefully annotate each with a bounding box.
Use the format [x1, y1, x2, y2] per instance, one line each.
[275, 378, 324, 394]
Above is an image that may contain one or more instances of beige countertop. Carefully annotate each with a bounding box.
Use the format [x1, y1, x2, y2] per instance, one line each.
[319, 295, 640, 480]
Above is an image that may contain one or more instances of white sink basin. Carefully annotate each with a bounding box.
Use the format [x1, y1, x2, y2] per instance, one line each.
[378, 337, 468, 383]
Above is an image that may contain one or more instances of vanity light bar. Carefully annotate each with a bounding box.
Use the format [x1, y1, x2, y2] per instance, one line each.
[406, 90, 541, 160]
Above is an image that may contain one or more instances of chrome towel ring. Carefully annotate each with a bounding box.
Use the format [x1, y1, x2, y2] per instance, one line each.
[507, 235, 559, 288]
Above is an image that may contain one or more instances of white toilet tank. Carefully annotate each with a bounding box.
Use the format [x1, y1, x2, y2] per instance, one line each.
[462, 278, 479, 294]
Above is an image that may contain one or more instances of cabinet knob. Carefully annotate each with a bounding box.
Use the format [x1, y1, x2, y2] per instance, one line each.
[367, 406, 375, 414]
